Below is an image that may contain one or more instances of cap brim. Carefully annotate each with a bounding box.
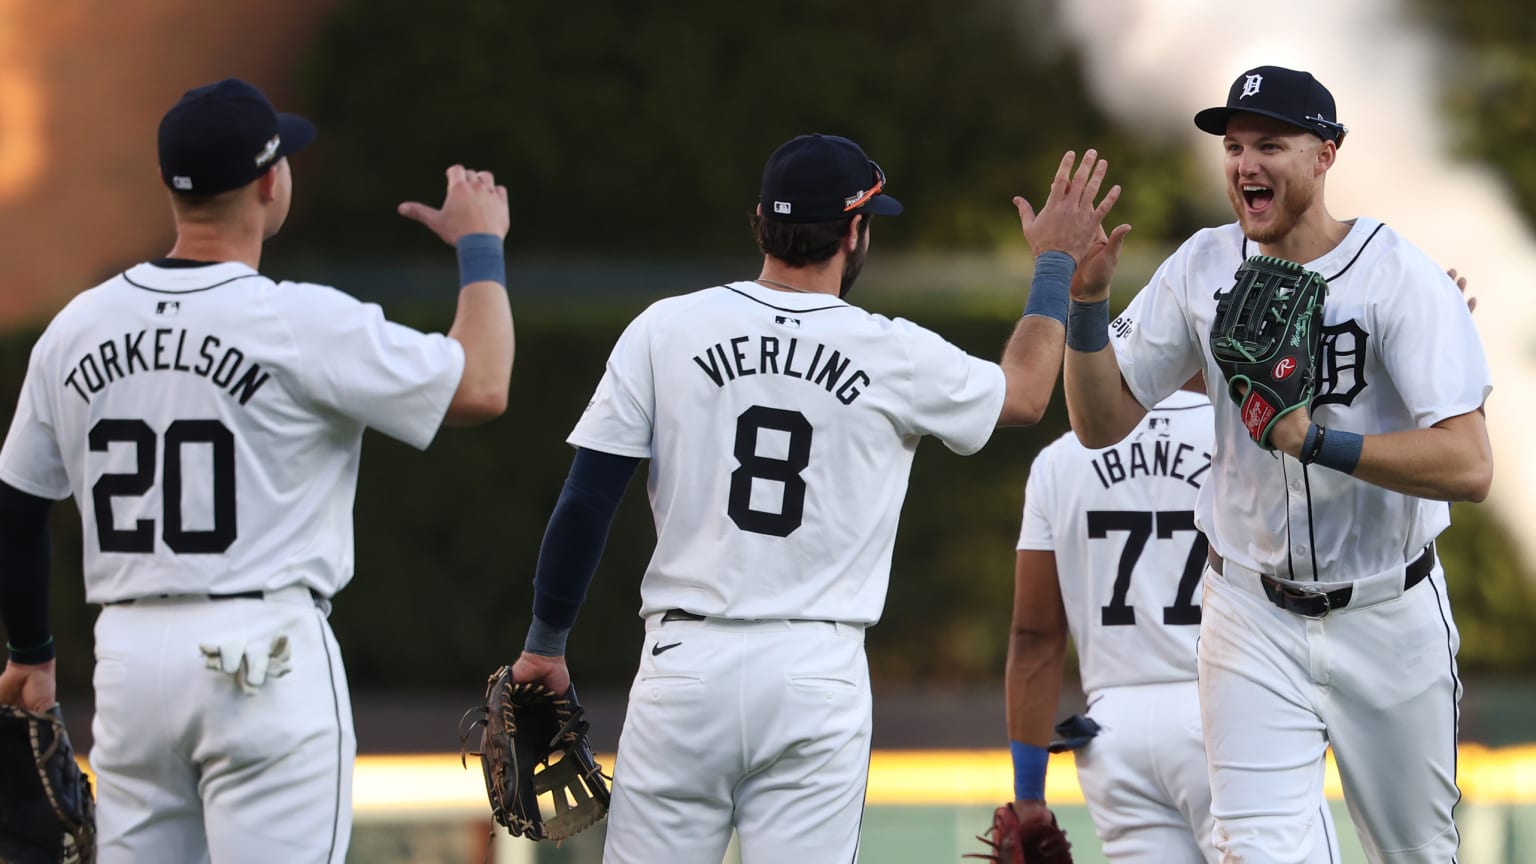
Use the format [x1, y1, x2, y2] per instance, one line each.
[862, 194, 903, 217]
[1194, 106, 1320, 138]
[276, 113, 317, 158]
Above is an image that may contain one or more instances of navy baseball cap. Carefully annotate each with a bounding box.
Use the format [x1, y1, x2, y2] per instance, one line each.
[158, 78, 317, 195]
[1194, 66, 1347, 146]
[760, 134, 903, 223]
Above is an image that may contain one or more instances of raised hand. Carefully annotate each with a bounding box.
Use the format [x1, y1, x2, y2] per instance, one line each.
[398, 164, 511, 246]
[1069, 222, 1134, 303]
[1013, 149, 1127, 278]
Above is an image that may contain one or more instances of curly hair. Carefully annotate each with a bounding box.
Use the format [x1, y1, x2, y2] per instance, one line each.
[750, 212, 867, 268]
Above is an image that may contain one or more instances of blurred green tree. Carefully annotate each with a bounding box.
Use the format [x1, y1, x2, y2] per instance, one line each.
[291, 0, 1213, 257]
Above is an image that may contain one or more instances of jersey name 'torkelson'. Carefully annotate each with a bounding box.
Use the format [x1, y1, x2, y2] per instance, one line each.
[1019, 391, 1213, 695]
[1110, 218, 1492, 580]
[568, 281, 1007, 625]
[0, 261, 464, 603]
[61, 327, 270, 407]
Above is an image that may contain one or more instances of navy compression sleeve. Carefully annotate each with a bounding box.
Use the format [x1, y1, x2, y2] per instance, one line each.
[0, 481, 54, 663]
[526, 448, 641, 652]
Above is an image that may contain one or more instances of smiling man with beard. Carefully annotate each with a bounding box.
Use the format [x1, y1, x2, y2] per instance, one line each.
[1060, 66, 1492, 863]
[500, 133, 1128, 862]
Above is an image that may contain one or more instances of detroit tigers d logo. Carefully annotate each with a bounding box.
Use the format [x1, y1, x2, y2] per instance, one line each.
[1314, 319, 1368, 406]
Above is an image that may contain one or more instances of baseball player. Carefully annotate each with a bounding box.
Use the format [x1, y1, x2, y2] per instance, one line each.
[1007, 376, 1339, 863]
[0, 78, 514, 863]
[505, 134, 1128, 863]
[1060, 66, 1492, 863]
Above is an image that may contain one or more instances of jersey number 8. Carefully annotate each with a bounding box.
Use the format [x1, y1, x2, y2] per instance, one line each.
[728, 405, 812, 538]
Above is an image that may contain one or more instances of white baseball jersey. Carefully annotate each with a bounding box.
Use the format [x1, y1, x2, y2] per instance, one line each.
[0, 261, 464, 602]
[1018, 390, 1212, 696]
[1111, 218, 1491, 579]
[568, 280, 1006, 624]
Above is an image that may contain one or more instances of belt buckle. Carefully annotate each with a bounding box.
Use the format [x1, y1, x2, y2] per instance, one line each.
[1279, 582, 1332, 619]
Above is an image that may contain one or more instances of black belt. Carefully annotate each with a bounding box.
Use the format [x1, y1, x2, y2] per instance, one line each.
[660, 608, 839, 625]
[104, 588, 321, 607]
[1252, 544, 1435, 618]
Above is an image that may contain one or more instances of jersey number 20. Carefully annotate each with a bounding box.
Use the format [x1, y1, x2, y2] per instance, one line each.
[728, 406, 812, 537]
[90, 418, 237, 554]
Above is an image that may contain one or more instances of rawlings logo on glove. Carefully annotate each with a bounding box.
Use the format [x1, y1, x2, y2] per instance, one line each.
[1209, 255, 1329, 449]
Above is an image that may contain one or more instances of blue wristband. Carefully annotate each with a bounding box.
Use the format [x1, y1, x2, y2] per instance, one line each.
[455, 233, 506, 289]
[523, 616, 570, 657]
[1066, 299, 1110, 352]
[6, 635, 54, 665]
[1022, 251, 1075, 325]
[1313, 427, 1363, 475]
[1010, 739, 1049, 801]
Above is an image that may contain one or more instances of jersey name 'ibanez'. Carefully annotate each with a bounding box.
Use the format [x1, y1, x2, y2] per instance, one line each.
[568, 281, 1008, 626]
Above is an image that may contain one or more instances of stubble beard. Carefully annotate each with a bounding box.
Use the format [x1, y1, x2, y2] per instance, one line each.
[1229, 178, 1315, 246]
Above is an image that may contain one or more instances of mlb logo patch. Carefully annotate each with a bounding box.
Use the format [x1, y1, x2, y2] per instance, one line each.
[775, 315, 801, 329]
[172, 176, 193, 191]
[773, 201, 792, 215]
[156, 301, 180, 316]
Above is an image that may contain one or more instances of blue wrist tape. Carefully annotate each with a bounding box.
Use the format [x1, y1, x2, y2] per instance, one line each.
[6, 635, 54, 665]
[455, 233, 506, 289]
[1022, 251, 1075, 325]
[1066, 299, 1110, 352]
[1314, 428, 1363, 475]
[1010, 739, 1049, 801]
[523, 616, 571, 657]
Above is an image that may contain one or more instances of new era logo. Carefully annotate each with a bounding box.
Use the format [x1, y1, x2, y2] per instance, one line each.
[773, 201, 792, 214]
[254, 134, 280, 168]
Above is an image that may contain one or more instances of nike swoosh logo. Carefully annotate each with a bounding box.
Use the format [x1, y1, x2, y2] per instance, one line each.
[651, 641, 682, 656]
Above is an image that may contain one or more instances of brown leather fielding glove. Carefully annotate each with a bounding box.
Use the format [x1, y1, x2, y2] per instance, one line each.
[965, 802, 1073, 864]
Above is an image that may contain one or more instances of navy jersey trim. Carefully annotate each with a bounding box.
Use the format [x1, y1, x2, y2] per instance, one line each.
[1148, 404, 1211, 414]
[1325, 222, 1387, 282]
[121, 270, 264, 295]
[725, 285, 850, 314]
[1302, 466, 1320, 580]
[1239, 221, 1386, 282]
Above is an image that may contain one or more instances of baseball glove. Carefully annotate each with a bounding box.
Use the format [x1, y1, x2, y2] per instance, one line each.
[1208, 255, 1329, 449]
[965, 803, 1073, 864]
[0, 704, 95, 864]
[459, 667, 610, 842]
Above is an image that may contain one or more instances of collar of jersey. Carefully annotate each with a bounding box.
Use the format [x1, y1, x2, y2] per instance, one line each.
[122, 260, 261, 294]
[1300, 216, 1380, 276]
[728, 279, 850, 311]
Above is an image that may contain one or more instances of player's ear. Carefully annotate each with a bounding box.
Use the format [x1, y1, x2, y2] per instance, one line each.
[255, 164, 279, 204]
[1315, 140, 1337, 176]
[844, 214, 864, 252]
